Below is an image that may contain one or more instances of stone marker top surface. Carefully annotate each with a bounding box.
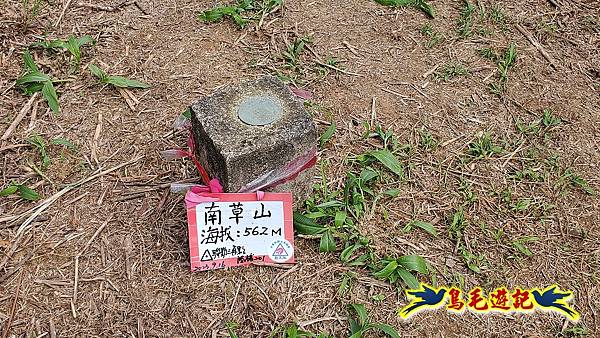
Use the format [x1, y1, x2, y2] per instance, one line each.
[191, 75, 315, 159]
[237, 95, 284, 126]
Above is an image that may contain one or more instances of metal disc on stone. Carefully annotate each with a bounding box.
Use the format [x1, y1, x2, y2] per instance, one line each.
[237, 95, 283, 126]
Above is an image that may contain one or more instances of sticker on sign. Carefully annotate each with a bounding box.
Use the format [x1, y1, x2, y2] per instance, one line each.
[187, 192, 295, 272]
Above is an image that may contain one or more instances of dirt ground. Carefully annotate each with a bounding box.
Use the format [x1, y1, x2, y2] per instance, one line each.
[1, 0, 599, 337]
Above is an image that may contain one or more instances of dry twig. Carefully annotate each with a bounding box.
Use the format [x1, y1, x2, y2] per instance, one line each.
[0, 270, 24, 338]
[515, 24, 558, 68]
[314, 61, 363, 77]
[2, 92, 38, 140]
[76, 0, 146, 13]
[55, 0, 74, 27]
[14, 156, 143, 237]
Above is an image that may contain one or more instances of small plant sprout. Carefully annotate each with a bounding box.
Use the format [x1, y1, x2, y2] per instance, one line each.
[435, 62, 469, 81]
[460, 246, 487, 273]
[198, 0, 283, 29]
[467, 132, 502, 159]
[88, 64, 150, 89]
[319, 122, 336, 148]
[510, 167, 545, 182]
[372, 294, 385, 302]
[16, 50, 60, 113]
[478, 47, 497, 61]
[542, 109, 561, 128]
[515, 119, 541, 135]
[225, 321, 239, 338]
[348, 304, 400, 338]
[511, 236, 539, 257]
[458, 179, 477, 205]
[446, 208, 487, 272]
[366, 149, 404, 178]
[372, 255, 428, 289]
[32, 35, 95, 66]
[515, 109, 561, 137]
[448, 208, 466, 243]
[271, 323, 331, 338]
[403, 220, 437, 237]
[283, 36, 313, 70]
[488, 42, 517, 95]
[498, 42, 517, 82]
[375, 0, 434, 18]
[28, 134, 78, 169]
[559, 169, 595, 195]
[420, 23, 444, 48]
[490, 6, 506, 25]
[339, 271, 357, 297]
[21, 0, 46, 27]
[198, 0, 254, 28]
[511, 198, 531, 212]
[371, 125, 399, 150]
[457, 0, 476, 37]
[316, 56, 343, 78]
[419, 129, 437, 150]
[0, 182, 41, 201]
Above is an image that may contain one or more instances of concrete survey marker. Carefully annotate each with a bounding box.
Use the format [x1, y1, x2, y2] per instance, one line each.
[237, 95, 284, 126]
[190, 76, 317, 200]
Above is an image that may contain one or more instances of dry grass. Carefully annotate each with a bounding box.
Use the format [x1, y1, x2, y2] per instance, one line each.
[1, 0, 599, 337]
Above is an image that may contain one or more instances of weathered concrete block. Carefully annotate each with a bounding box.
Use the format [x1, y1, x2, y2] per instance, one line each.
[190, 76, 316, 201]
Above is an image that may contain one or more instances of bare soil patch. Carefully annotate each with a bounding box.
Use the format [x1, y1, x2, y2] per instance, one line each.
[1, 0, 599, 336]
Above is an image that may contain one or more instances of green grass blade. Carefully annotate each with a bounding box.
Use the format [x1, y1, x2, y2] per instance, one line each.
[76, 35, 96, 47]
[28, 134, 45, 148]
[0, 185, 18, 197]
[383, 189, 400, 197]
[199, 8, 227, 22]
[348, 304, 369, 327]
[373, 260, 398, 279]
[319, 122, 336, 147]
[319, 231, 336, 252]
[397, 255, 428, 274]
[230, 12, 247, 28]
[369, 149, 404, 177]
[22, 82, 44, 95]
[16, 72, 50, 85]
[42, 81, 60, 114]
[374, 0, 435, 18]
[396, 268, 419, 289]
[409, 220, 437, 236]
[16, 184, 41, 201]
[375, 0, 411, 5]
[368, 323, 401, 338]
[315, 200, 344, 209]
[340, 243, 362, 263]
[88, 64, 108, 81]
[293, 212, 327, 235]
[22, 49, 39, 72]
[416, 0, 435, 18]
[50, 138, 77, 151]
[66, 35, 81, 62]
[334, 211, 346, 227]
[50, 40, 68, 49]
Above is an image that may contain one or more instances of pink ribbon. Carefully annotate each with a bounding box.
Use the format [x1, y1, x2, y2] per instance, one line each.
[184, 184, 267, 209]
[184, 178, 223, 209]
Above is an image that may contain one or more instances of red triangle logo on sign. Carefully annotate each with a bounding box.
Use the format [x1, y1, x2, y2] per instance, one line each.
[273, 244, 288, 257]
